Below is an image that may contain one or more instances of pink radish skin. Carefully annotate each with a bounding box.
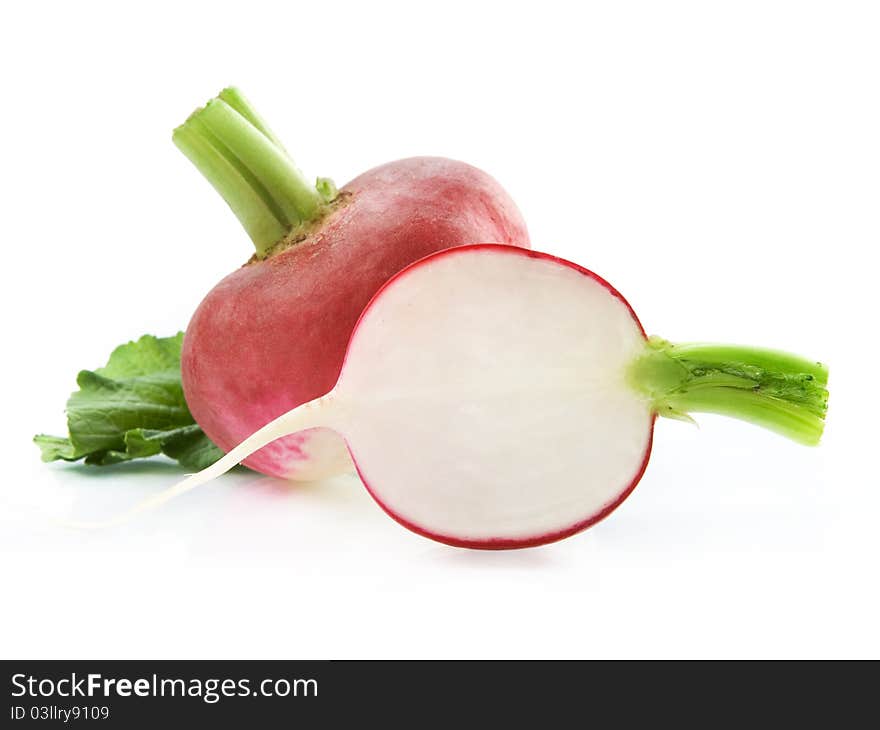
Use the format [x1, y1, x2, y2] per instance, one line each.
[87, 245, 827, 549]
[182, 158, 529, 480]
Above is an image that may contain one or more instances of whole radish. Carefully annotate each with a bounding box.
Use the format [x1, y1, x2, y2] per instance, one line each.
[100, 245, 829, 549]
[174, 88, 529, 480]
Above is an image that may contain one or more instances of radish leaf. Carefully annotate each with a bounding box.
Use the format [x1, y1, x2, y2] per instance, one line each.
[34, 334, 223, 471]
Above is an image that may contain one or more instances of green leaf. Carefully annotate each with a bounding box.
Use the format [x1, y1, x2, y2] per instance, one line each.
[34, 434, 78, 462]
[34, 333, 224, 471]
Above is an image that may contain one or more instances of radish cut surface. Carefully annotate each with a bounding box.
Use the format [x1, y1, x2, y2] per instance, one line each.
[328, 246, 653, 546]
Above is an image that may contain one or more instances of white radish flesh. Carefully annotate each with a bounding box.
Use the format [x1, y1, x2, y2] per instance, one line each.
[330, 246, 653, 546]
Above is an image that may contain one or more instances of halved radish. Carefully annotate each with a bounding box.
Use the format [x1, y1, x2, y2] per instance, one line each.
[103, 245, 829, 548]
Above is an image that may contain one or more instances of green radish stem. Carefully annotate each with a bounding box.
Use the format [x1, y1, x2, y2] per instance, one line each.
[216, 86, 287, 150]
[628, 337, 829, 445]
[173, 87, 334, 258]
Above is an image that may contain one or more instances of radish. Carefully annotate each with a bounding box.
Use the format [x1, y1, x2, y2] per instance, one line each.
[105, 245, 828, 549]
[174, 88, 529, 481]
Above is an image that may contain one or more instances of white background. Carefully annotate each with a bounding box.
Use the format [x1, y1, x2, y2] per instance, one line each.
[2, 1, 877, 659]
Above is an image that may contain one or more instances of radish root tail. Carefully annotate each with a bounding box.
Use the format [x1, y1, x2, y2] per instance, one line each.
[59, 397, 333, 529]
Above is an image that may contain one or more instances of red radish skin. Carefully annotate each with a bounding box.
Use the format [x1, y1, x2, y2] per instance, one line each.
[183, 158, 529, 479]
